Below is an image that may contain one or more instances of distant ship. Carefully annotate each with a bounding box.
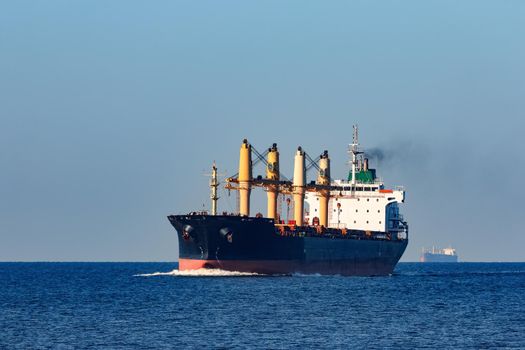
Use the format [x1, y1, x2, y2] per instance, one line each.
[420, 247, 458, 263]
[168, 126, 408, 276]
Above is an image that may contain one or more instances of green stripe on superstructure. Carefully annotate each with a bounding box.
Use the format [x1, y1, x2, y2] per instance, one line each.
[347, 169, 377, 183]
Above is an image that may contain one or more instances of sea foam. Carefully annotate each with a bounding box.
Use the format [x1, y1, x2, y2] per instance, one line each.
[135, 268, 264, 277]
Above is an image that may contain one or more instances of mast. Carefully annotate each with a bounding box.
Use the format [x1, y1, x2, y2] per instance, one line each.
[292, 147, 306, 226]
[210, 162, 219, 215]
[266, 143, 279, 220]
[238, 139, 252, 216]
[316, 150, 330, 227]
[350, 125, 360, 185]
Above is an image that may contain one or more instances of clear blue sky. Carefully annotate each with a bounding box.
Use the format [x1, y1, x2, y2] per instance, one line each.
[1, 1, 524, 261]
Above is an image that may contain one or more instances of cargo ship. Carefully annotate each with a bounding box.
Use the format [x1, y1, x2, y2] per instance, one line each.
[168, 126, 409, 276]
[420, 247, 458, 263]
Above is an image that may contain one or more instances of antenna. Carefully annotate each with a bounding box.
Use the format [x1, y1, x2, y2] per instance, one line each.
[349, 124, 362, 185]
[353, 124, 359, 147]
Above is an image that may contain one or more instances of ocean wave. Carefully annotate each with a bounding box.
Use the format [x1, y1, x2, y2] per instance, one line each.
[394, 270, 525, 277]
[291, 273, 324, 277]
[135, 268, 266, 277]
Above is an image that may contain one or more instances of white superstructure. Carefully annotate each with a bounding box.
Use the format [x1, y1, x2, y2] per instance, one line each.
[304, 126, 407, 237]
[305, 183, 405, 233]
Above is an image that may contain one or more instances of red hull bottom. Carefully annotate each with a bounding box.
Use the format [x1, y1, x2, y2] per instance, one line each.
[179, 258, 395, 276]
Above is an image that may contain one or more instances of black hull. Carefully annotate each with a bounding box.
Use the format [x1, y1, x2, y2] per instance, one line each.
[168, 215, 408, 276]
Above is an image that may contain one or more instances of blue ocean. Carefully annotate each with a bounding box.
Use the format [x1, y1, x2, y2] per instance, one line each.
[1, 263, 524, 349]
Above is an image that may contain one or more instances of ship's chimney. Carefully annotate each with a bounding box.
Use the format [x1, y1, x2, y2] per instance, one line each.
[238, 139, 252, 216]
[316, 150, 331, 227]
[293, 147, 306, 226]
[266, 143, 279, 220]
[363, 158, 369, 172]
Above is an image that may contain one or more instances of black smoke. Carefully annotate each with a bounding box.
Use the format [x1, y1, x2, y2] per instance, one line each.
[364, 147, 386, 164]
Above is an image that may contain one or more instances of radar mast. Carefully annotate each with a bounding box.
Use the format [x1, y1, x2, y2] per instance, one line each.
[349, 125, 363, 185]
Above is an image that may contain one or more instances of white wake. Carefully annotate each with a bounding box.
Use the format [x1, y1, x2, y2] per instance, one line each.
[135, 268, 264, 277]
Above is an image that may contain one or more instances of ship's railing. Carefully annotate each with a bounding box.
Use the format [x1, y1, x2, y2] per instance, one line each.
[329, 222, 347, 229]
[273, 225, 407, 242]
[334, 179, 384, 185]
